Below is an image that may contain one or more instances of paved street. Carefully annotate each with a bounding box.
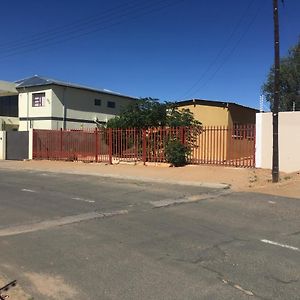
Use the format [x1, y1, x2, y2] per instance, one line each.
[0, 168, 299, 299]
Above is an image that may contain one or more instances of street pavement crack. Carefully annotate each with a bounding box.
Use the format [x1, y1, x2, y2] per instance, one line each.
[200, 265, 270, 300]
[267, 275, 299, 285]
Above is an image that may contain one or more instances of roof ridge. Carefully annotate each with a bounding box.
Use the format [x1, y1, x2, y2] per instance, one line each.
[15, 75, 137, 99]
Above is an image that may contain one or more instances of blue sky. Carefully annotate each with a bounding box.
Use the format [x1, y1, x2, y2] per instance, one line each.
[0, 0, 299, 109]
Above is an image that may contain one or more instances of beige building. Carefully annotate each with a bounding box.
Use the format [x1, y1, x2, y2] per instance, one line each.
[0, 75, 137, 131]
[175, 99, 258, 126]
[175, 99, 257, 164]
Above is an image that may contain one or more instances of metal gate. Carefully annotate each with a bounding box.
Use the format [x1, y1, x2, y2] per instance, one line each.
[6, 131, 29, 160]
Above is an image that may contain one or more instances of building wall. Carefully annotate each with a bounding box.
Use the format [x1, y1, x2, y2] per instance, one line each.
[51, 85, 134, 130]
[0, 131, 5, 159]
[256, 112, 300, 173]
[18, 87, 53, 131]
[179, 104, 229, 126]
[18, 85, 136, 130]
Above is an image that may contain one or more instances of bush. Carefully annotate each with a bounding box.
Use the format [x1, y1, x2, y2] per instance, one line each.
[165, 139, 189, 167]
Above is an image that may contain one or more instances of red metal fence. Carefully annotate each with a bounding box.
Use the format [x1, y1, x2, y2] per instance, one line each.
[33, 125, 255, 167]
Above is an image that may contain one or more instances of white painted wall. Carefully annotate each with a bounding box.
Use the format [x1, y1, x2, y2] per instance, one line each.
[52, 85, 134, 129]
[18, 85, 136, 130]
[0, 131, 6, 160]
[18, 87, 52, 131]
[28, 128, 33, 160]
[256, 112, 300, 173]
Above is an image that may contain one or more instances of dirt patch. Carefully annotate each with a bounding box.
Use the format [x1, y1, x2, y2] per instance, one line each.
[245, 169, 300, 198]
[0, 276, 31, 300]
[25, 272, 78, 300]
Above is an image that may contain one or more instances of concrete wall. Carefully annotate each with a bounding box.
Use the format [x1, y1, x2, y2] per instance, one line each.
[256, 112, 300, 173]
[179, 104, 229, 126]
[0, 131, 5, 159]
[179, 103, 256, 127]
[18, 85, 136, 130]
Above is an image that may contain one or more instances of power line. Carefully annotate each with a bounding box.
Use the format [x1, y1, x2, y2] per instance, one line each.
[189, 3, 262, 96]
[0, 0, 156, 52]
[178, 0, 260, 100]
[0, 0, 184, 61]
[0, 0, 140, 50]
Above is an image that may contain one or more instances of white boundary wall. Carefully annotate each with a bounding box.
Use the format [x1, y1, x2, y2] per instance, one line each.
[256, 112, 300, 173]
[0, 131, 5, 160]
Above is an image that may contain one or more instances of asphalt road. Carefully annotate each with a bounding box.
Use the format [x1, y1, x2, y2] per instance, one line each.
[0, 169, 299, 300]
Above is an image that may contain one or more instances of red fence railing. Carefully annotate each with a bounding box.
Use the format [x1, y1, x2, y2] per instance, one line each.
[33, 125, 255, 167]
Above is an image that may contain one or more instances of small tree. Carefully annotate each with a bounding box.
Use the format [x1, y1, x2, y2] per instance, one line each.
[165, 139, 190, 167]
[262, 39, 300, 111]
[106, 98, 167, 129]
[106, 98, 202, 129]
[106, 98, 202, 166]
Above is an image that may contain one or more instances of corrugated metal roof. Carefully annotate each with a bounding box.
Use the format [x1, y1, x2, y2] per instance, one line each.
[15, 75, 137, 99]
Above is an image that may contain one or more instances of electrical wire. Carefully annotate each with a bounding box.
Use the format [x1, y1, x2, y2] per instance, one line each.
[0, 0, 157, 51]
[190, 3, 262, 96]
[178, 0, 258, 100]
[0, 0, 184, 61]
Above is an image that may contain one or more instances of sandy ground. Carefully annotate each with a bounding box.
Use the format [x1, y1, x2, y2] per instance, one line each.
[0, 160, 299, 199]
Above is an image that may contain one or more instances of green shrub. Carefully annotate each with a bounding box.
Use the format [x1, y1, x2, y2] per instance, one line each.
[165, 139, 189, 167]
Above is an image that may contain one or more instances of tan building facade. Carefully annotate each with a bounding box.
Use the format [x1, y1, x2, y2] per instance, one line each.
[176, 99, 258, 126]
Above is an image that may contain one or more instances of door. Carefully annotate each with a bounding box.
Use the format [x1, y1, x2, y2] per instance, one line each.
[6, 131, 29, 160]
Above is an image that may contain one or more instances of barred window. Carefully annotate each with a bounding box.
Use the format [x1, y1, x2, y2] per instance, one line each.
[107, 101, 116, 108]
[32, 93, 45, 107]
[94, 99, 101, 106]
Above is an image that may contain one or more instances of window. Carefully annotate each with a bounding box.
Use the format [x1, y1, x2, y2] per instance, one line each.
[232, 123, 255, 140]
[94, 99, 101, 106]
[107, 101, 116, 108]
[32, 92, 45, 107]
[0, 95, 18, 117]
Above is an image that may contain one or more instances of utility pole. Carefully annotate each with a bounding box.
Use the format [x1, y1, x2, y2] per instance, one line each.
[272, 0, 280, 183]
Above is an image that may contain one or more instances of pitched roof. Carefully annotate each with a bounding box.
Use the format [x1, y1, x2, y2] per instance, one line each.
[175, 99, 259, 112]
[15, 75, 137, 100]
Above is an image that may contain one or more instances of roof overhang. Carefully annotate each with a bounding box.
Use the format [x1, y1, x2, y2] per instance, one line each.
[0, 80, 18, 96]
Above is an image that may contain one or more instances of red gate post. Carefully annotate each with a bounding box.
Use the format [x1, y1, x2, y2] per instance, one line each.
[95, 128, 98, 163]
[109, 128, 113, 164]
[142, 128, 147, 165]
[180, 126, 185, 145]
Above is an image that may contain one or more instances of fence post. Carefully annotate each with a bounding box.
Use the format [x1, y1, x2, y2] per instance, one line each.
[95, 128, 98, 163]
[60, 128, 63, 158]
[142, 128, 147, 165]
[28, 128, 33, 160]
[180, 127, 185, 145]
[109, 128, 113, 164]
[252, 124, 256, 168]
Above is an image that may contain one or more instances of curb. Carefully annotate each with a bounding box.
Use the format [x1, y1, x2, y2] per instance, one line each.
[0, 163, 231, 190]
